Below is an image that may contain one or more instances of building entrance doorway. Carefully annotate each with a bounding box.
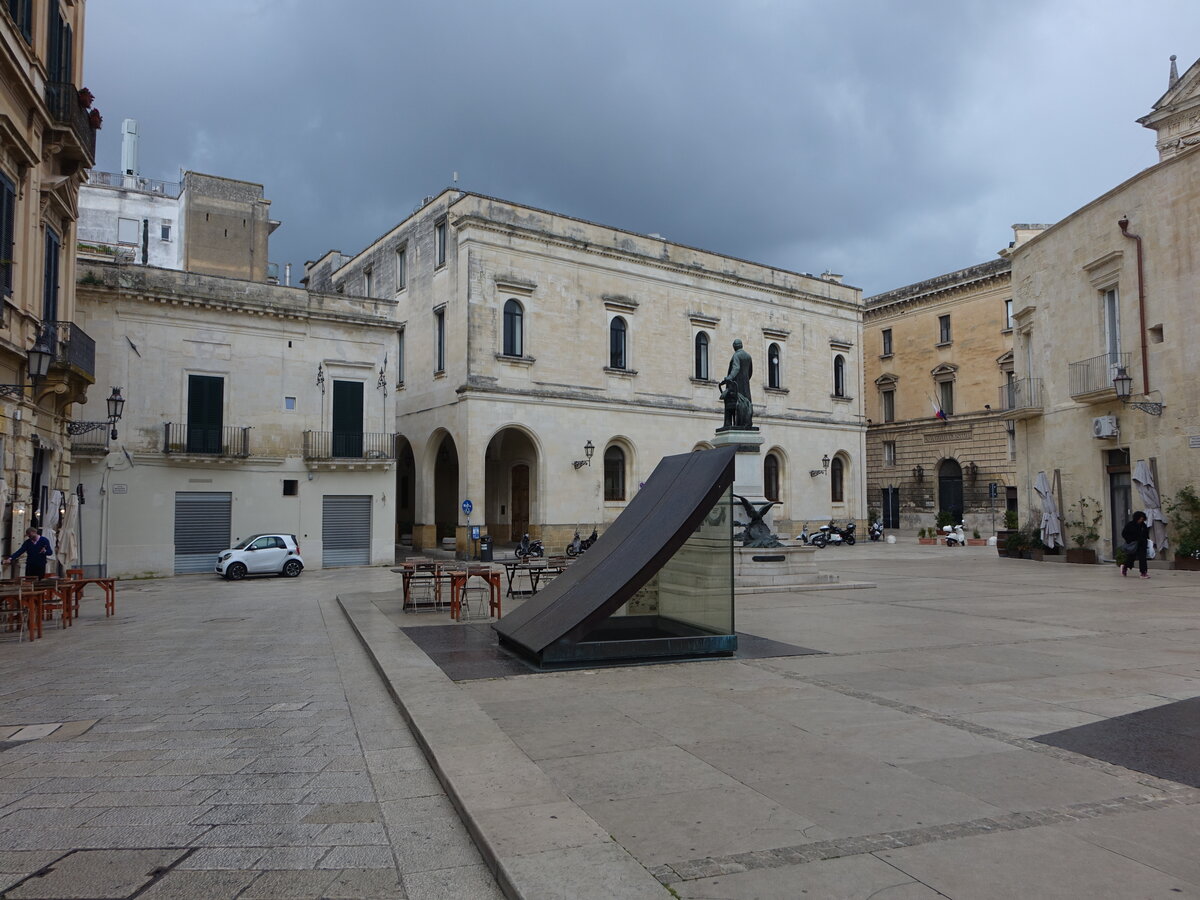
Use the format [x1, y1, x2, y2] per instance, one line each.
[881, 486, 900, 529]
[484, 428, 539, 543]
[938, 459, 963, 524]
[1107, 449, 1132, 553]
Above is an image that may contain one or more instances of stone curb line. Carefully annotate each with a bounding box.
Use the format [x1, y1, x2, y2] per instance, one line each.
[337, 594, 667, 900]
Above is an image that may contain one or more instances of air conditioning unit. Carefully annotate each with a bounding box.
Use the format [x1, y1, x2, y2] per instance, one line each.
[1092, 415, 1119, 439]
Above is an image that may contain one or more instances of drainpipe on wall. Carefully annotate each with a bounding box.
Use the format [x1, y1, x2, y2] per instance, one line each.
[1117, 216, 1151, 395]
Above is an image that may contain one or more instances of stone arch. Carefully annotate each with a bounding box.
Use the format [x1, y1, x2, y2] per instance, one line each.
[484, 424, 543, 543]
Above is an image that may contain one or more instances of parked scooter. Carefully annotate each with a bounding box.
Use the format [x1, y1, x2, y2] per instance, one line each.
[942, 524, 966, 547]
[565, 527, 598, 558]
[869, 519, 884, 542]
[813, 520, 855, 548]
[516, 533, 545, 560]
[796, 522, 813, 545]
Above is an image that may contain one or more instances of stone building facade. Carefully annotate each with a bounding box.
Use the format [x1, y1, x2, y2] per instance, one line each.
[71, 262, 398, 577]
[0, 0, 101, 554]
[1009, 58, 1200, 560]
[862, 242, 1039, 534]
[305, 190, 867, 552]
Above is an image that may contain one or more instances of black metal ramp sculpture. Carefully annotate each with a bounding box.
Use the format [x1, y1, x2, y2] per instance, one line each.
[493, 445, 736, 667]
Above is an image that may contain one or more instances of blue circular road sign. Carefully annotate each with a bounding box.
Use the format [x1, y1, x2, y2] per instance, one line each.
[462, 499, 473, 515]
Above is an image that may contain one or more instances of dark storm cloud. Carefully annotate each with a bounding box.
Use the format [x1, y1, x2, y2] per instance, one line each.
[84, 0, 1200, 294]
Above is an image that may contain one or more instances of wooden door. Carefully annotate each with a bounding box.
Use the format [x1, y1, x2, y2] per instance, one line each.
[510, 464, 529, 541]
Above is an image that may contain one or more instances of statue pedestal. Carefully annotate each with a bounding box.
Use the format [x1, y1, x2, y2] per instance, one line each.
[711, 429, 770, 529]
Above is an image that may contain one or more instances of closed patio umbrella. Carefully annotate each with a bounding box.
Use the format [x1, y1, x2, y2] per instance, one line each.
[1132, 460, 1169, 555]
[56, 494, 81, 571]
[1034, 471, 1062, 549]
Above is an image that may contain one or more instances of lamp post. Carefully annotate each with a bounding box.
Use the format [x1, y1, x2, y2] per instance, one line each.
[573, 440, 595, 470]
[913, 464, 924, 482]
[809, 453, 831, 477]
[0, 327, 57, 398]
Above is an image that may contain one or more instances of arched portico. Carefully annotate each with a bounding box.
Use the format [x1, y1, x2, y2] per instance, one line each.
[395, 436, 416, 543]
[485, 426, 541, 543]
[416, 430, 459, 548]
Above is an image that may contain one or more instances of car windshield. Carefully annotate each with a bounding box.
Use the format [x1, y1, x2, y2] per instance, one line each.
[231, 535, 266, 550]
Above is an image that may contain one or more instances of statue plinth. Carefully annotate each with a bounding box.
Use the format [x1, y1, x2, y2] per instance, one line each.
[712, 429, 766, 506]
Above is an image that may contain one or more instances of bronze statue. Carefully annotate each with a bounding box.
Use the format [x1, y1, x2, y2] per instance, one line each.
[718, 339, 754, 430]
[733, 494, 783, 548]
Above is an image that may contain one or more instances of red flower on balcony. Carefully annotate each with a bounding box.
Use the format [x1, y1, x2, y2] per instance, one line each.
[88, 108, 102, 130]
[77, 87, 95, 109]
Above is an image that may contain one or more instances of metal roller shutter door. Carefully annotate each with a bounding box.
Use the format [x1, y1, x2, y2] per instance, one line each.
[175, 492, 232, 574]
[322, 495, 372, 567]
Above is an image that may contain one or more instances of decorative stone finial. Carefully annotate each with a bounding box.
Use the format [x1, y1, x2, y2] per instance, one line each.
[1169, 54, 1179, 88]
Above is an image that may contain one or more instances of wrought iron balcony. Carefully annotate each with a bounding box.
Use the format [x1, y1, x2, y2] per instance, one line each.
[48, 321, 96, 382]
[163, 423, 251, 458]
[999, 377, 1043, 419]
[44, 81, 97, 163]
[70, 430, 109, 454]
[303, 431, 396, 461]
[1069, 351, 1130, 401]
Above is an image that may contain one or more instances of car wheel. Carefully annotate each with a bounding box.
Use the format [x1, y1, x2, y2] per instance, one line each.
[281, 559, 303, 577]
[225, 562, 247, 581]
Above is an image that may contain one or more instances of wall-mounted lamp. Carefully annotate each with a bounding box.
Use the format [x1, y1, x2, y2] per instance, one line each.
[66, 386, 126, 440]
[572, 440, 595, 470]
[1112, 365, 1163, 415]
[966, 461, 978, 483]
[315, 362, 326, 394]
[809, 453, 831, 478]
[912, 464, 924, 482]
[1004, 419, 1016, 437]
[0, 326, 57, 398]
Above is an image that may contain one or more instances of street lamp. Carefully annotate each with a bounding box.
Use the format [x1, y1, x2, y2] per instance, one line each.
[0, 326, 57, 398]
[912, 464, 924, 482]
[1112, 365, 1163, 415]
[809, 453, 831, 477]
[573, 440, 595, 470]
[66, 387, 126, 440]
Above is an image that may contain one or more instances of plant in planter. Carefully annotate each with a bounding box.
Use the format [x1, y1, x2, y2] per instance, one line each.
[1004, 529, 1029, 558]
[1064, 496, 1103, 564]
[1026, 531, 1046, 561]
[997, 509, 1019, 556]
[968, 528, 986, 546]
[1166, 484, 1200, 570]
[936, 510, 953, 530]
[917, 527, 936, 545]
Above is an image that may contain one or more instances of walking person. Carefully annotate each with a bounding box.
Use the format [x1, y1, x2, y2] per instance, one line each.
[3, 527, 52, 578]
[1121, 511, 1151, 579]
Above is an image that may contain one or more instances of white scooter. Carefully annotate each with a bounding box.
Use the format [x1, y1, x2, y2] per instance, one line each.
[942, 524, 966, 546]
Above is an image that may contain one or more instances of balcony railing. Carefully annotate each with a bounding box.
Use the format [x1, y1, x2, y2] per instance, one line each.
[87, 170, 181, 197]
[163, 423, 251, 457]
[1069, 351, 1130, 399]
[999, 377, 1043, 414]
[44, 81, 96, 163]
[303, 431, 396, 461]
[70, 430, 109, 454]
[48, 321, 96, 381]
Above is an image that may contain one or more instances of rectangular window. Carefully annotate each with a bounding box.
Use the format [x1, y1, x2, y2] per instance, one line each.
[282, 479, 299, 496]
[395, 245, 407, 291]
[47, 3, 73, 82]
[160, 223, 171, 241]
[10, 0, 33, 42]
[1102, 288, 1120, 363]
[939, 380, 955, 416]
[881, 389, 895, 423]
[0, 171, 15, 297]
[938, 314, 951, 344]
[397, 327, 405, 385]
[43, 227, 60, 323]
[881, 328, 892, 356]
[284, 396, 296, 411]
[434, 220, 446, 267]
[117, 217, 140, 244]
[363, 266, 374, 298]
[1004, 299, 1013, 330]
[434, 308, 445, 372]
[883, 441, 896, 467]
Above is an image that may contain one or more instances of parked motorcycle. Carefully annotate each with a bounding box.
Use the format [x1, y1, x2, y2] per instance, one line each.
[813, 520, 855, 548]
[565, 527, 598, 558]
[942, 524, 966, 547]
[869, 519, 884, 542]
[796, 522, 813, 546]
[516, 533, 545, 560]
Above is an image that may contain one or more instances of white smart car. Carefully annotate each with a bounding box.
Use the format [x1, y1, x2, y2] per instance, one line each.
[215, 534, 304, 580]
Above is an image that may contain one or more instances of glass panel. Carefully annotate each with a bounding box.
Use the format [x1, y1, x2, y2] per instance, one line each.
[656, 488, 733, 636]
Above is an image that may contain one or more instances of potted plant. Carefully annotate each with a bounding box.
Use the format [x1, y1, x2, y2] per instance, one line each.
[1064, 496, 1102, 564]
[1025, 531, 1046, 561]
[1167, 485, 1200, 571]
[997, 508, 1019, 556]
[1004, 528, 1028, 558]
[918, 527, 937, 545]
[968, 528, 987, 546]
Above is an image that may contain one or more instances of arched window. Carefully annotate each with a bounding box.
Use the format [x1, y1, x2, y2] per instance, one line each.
[604, 445, 626, 500]
[694, 332, 709, 380]
[768, 343, 782, 389]
[609, 317, 627, 369]
[764, 453, 781, 502]
[833, 354, 846, 397]
[830, 456, 844, 503]
[503, 299, 524, 357]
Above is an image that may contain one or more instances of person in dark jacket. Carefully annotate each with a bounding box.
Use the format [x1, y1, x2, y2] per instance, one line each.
[1121, 511, 1151, 579]
[3, 528, 52, 578]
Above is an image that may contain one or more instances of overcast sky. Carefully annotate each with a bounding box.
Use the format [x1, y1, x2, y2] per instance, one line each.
[83, 1, 1198, 296]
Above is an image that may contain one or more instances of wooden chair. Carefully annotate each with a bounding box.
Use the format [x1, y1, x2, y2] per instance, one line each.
[34, 579, 71, 628]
